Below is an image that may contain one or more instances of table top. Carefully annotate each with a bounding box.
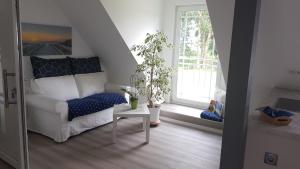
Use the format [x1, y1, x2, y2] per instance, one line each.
[249, 113, 300, 140]
[113, 104, 150, 116]
[248, 87, 300, 140]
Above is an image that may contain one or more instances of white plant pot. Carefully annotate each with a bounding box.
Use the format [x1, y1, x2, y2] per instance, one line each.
[148, 106, 161, 125]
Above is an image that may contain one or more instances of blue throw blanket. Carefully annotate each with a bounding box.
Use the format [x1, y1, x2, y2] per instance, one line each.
[257, 106, 294, 118]
[67, 93, 127, 121]
[201, 111, 223, 122]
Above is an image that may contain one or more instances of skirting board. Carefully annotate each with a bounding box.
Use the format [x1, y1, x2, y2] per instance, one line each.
[160, 116, 223, 136]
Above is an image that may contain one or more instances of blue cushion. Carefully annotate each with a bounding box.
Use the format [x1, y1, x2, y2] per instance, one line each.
[30, 56, 72, 79]
[258, 106, 294, 118]
[67, 93, 127, 121]
[68, 56, 102, 74]
[201, 110, 223, 122]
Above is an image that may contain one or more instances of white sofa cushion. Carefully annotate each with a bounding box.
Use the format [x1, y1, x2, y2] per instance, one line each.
[31, 75, 79, 101]
[74, 72, 107, 98]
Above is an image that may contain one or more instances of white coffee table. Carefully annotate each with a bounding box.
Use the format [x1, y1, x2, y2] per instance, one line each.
[112, 104, 150, 143]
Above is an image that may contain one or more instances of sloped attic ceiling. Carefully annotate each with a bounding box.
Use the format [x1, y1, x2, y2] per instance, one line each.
[54, 0, 234, 86]
[55, 0, 137, 85]
[207, 0, 235, 83]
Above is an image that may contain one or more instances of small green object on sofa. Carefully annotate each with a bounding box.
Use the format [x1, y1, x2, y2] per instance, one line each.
[130, 97, 138, 109]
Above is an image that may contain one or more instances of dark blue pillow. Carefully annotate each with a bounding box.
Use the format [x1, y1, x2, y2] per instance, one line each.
[30, 56, 72, 79]
[201, 110, 223, 122]
[68, 56, 102, 74]
[259, 106, 294, 118]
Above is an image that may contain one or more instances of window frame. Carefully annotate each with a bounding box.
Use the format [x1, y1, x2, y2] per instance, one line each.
[171, 5, 217, 109]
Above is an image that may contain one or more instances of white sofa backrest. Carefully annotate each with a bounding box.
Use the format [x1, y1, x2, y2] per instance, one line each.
[30, 72, 107, 100]
[74, 72, 107, 98]
[31, 75, 80, 101]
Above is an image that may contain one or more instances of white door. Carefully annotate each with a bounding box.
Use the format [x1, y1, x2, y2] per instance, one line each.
[0, 0, 28, 169]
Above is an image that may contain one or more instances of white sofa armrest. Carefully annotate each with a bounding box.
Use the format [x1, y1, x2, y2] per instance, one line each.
[26, 94, 68, 115]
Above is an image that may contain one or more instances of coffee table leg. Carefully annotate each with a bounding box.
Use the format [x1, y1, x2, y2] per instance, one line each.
[113, 116, 117, 143]
[143, 117, 146, 131]
[146, 116, 150, 143]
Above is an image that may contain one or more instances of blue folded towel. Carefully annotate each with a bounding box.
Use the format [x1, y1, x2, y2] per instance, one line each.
[201, 110, 223, 122]
[257, 106, 294, 118]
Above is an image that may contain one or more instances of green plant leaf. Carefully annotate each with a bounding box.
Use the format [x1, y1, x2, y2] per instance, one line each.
[131, 32, 174, 105]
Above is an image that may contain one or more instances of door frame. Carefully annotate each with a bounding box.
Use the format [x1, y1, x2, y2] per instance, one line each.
[219, 0, 261, 169]
[15, 0, 29, 168]
[0, 0, 29, 168]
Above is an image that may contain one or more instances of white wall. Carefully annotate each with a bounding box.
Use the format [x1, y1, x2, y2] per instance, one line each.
[206, 0, 235, 84]
[244, 129, 299, 169]
[99, 0, 232, 92]
[245, 1, 300, 169]
[249, 0, 300, 111]
[56, 0, 137, 85]
[100, 0, 164, 50]
[20, 0, 94, 80]
[249, 0, 283, 112]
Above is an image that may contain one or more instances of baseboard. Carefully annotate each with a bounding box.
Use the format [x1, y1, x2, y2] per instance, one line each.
[0, 150, 18, 168]
[160, 116, 223, 135]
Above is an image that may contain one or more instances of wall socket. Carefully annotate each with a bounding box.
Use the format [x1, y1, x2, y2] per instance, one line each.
[264, 152, 278, 166]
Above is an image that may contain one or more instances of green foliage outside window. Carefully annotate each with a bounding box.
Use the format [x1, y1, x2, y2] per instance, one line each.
[179, 10, 218, 71]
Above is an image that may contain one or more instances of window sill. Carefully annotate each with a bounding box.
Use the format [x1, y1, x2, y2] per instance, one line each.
[160, 103, 224, 130]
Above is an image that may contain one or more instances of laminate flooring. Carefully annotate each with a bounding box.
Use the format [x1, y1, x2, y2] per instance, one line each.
[27, 118, 222, 169]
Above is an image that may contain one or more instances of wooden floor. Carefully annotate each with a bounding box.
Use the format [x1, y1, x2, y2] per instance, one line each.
[28, 118, 222, 169]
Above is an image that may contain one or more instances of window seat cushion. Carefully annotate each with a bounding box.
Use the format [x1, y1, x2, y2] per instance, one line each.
[201, 110, 223, 122]
[67, 93, 127, 121]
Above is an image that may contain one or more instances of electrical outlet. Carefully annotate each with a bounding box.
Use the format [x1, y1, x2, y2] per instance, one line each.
[264, 152, 278, 166]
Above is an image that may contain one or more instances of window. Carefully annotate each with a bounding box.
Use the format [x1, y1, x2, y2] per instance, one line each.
[172, 5, 219, 108]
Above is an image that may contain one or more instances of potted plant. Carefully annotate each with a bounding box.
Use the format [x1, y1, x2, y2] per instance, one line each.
[131, 32, 173, 126]
[121, 88, 139, 109]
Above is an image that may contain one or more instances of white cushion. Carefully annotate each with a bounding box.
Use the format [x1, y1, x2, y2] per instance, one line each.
[74, 72, 107, 98]
[214, 88, 226, 104]
[30, 79, 41, 94]
[31, 75, 80, 101]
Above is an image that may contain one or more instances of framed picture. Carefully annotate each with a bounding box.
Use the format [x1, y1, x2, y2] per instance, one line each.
[22, 23, 72, 56]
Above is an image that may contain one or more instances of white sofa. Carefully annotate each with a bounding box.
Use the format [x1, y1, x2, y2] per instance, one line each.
[26, 72, 129, 142]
